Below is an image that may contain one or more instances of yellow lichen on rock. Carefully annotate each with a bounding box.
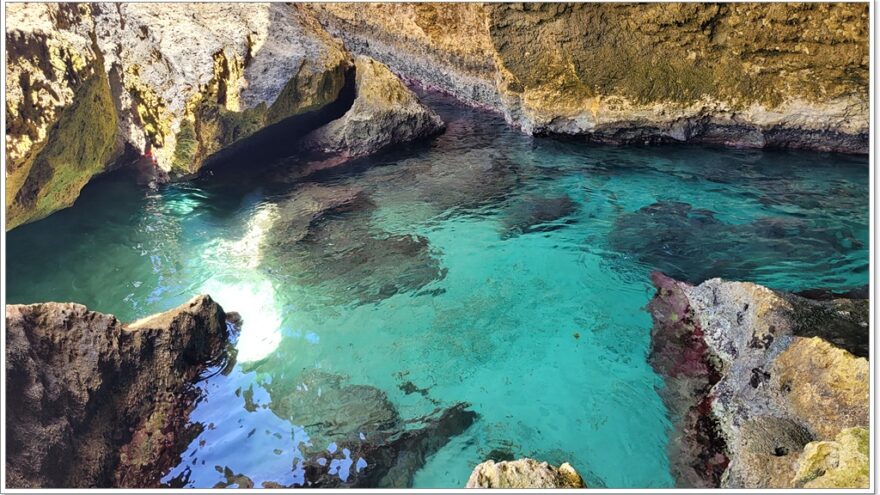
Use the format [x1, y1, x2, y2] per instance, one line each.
[771, 337, 869, 440]
[465, 458, 586, 489]
[793, 427, 869, 488]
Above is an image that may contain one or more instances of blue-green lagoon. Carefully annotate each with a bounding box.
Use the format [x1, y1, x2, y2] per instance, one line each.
[6, 93, 868, 488]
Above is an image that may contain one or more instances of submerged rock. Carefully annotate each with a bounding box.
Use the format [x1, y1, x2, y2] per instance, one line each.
[500, 194, 576, 238]
[265, 369, 477, 488]
[608, 201, 865, 286]
[301, 56, 445, 170]
[5, 295, 230, 488]
[261, 182, 446, 305]
[648, 273, 869, 488]
[466, 458, 586, 488]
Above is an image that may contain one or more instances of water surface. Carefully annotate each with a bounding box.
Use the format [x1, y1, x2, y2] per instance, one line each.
[6, 92, 868, 488]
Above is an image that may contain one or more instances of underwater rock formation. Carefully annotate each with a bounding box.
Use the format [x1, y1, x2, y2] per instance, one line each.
[5, 295, 230, 488]
[302, 56, 445, 169]
[608, 201, 865, 286]
[264, 369, 477, 488]
[312, 3, 868, 152]
[500, 194, 576, 238]
[648, 273, 869, 488]
[261, 182, 446, 304]
[466, 458, 586, 488]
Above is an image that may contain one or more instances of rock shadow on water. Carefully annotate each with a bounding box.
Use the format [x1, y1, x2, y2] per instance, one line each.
[263, 369, 478, 488]
[260, 182, 447, 305]
[607, 200, 865, 285]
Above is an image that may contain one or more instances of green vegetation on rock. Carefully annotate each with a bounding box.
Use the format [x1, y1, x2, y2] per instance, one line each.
[7, 68, 118, 230]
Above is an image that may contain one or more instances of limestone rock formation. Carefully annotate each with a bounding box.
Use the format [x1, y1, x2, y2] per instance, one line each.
[5, 4, 119, 231]
[5, 295, 230, 488]
[465, 458, 586, 489]
[648, 273, 869, 488]
[792, 427, 870, 488]
[5, 3, 352, 229]
[312, 3, 868, 152]
[302, 56, 444, 167]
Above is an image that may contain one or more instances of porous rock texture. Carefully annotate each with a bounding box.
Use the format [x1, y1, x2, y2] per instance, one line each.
[465, 458, 586, 489]
[5, 3, 351, 229]
[311, 3, 868, 151]
[5, 295, 229, 488]
[648, 273, 869, 488]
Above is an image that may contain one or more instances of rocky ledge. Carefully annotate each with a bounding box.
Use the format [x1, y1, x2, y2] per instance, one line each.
[466, 458, 586, 489]
[6, 296, 230, 488]
[648, 273, 869, 488]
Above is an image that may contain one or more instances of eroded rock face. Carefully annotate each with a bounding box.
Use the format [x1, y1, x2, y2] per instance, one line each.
[5, 3, 352, 229]
[302, 56, 444, 167]
[5, 4, 119, 230]
[465, 458, 586, 489]
[648, 273, 869, 488]
[312, 3, 868, 152]
[5, 295, 229, 488]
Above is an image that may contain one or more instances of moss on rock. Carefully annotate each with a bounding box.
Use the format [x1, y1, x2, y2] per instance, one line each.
[7, 67, 118, 230]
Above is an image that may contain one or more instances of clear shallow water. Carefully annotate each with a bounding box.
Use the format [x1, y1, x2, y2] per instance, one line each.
[6, 92, 868, 488]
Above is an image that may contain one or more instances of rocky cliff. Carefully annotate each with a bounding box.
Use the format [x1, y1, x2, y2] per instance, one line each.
[5, 3, 440, 229]
[311, 3, 868, 152]
[5, 295, 230, 488]
[648, 273, 869, 489]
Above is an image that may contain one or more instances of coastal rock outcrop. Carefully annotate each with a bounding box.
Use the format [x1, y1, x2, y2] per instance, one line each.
[465, 458, 586, 488]
[6, 3, 353, 229]
[648, 273, 869, 488]
[5, 295, 230, 488]
[301, 56, 444, 170]
[311, 3, 868, 152]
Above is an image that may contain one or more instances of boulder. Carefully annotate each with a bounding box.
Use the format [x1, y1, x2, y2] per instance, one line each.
[465, 458, 586, 488]
[647, 273, 869, 488]
[5, 295, 230, 488]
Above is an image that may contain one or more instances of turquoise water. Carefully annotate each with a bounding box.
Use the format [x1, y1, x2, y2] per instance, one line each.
[6, 92, 869, 488]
